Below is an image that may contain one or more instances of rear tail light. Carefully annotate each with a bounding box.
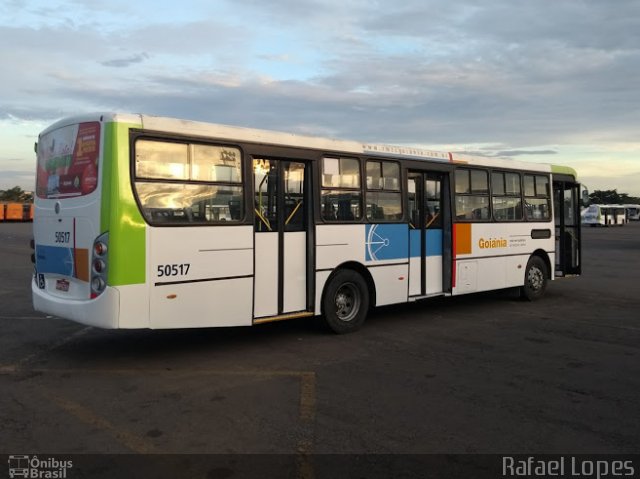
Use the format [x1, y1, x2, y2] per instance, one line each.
[94, 241, 107, 256]
[91, 232, 109, 298]
[91, 277, 106, 292]
[93, 259, 106, 273]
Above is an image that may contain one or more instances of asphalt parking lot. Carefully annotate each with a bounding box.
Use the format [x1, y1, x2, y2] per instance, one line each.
[1, 222, 639, 474]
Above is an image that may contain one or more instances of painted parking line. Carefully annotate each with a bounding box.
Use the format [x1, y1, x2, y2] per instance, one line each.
[6, 366, 318, 462]
[1, 326, 92, 373]
[297, 372, 317, 478]
[41, 387, 160, 454]
[299, 372, 316, 422]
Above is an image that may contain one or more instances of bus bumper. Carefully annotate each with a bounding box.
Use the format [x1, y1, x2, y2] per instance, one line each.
[32, 279, 120, 329]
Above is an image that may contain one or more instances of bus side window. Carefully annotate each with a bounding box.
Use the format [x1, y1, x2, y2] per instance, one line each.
[321, 157, 362, 222]
[455, 167, 490, 222]
[134, 140, 244, 226]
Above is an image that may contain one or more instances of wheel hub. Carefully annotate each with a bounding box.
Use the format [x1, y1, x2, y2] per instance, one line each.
[528, 267, 544, 290]
[334, 283, 359, 321]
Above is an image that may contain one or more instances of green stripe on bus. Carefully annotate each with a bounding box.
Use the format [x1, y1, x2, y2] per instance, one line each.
[551, 164, 578, 179]
[102, 121, 146, 286]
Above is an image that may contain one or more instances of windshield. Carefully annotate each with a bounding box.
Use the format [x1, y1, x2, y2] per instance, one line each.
[36, 121, 101, 199]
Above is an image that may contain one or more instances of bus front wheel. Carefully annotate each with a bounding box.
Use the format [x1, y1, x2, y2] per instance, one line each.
[521, 255, 548, 301]
[322, 269, 369, 334]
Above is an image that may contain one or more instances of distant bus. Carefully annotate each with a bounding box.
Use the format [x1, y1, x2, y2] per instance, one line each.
[32, 113, 584, 333]
[5, 203, 23, 221]
[582, 204, 625, 226]
[623, 204, 640, 221]
[0, 202, 33, 222]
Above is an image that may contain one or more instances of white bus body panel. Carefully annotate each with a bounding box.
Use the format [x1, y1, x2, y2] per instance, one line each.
[316, 225, 365, 311]
[33, 281, 119, 328]
[369, 264, 409, 306]
[315, 270, 332, 314]
[426, 255, 443, 295]
[453, 222, 555, 296]
[150, 278, 253, 329]
[117, 284, 150, 328]
[316, 225, 365, 269]
[283, 232, 307, 313]
[147, 225, 253, 328]
[254, 233, 279, 318]
[408, 256, 421, 296]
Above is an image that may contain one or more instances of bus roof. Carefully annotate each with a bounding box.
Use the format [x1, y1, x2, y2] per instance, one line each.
[41, 112, 570, 175]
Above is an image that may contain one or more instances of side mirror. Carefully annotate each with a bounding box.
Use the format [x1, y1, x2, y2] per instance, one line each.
[581, 187, 590, 207]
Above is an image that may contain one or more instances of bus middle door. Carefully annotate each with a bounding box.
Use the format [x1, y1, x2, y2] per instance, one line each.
[253, 158, 311, 320]
[408, 171, 445, 297]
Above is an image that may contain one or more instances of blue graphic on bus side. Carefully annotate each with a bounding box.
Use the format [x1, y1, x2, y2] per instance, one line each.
[410, 229, 443, 257]
[365, 224, 409, 261]
[426, 229, 443, 256]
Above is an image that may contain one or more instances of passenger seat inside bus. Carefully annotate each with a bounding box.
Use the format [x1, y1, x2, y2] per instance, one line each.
[337, 199, 354, 221]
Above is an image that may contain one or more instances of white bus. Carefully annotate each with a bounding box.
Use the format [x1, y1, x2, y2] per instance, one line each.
[624, 204, 640, 221]
[581, 204, 626, 226]
[31, 113, 583, 333]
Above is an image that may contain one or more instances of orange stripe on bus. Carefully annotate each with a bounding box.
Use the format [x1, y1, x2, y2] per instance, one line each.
[454, 223, 472, 255]
[75, 249, 90, 282]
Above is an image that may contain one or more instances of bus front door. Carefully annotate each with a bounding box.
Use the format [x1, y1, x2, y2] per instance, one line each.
[408, 172, 445, 297]
[253, 159, 312, 319]
[553, 180, 581, 276]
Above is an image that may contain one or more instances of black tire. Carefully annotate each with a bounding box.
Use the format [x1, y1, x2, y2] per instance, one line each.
[322, 269, 370, 334]
[521, 255, 548, 301]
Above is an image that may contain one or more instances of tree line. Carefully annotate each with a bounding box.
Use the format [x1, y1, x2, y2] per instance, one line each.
[0, 186, 33, 202]
[588, 189, 640, 205]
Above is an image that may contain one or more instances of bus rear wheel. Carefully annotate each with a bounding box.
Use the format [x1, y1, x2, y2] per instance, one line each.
[322, 269, 369, 334]
[521, 255, 548, 301]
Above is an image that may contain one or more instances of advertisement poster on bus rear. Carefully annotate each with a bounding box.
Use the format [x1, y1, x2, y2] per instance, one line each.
[36, 121, 100, 198]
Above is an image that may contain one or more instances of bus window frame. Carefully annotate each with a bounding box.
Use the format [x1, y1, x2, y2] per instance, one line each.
[454, 166, 491, 222]
[129, 132, 247, 227]
[523, 173, 552, 222]
[365, 158, 403, 223]
[490, 170, 524, 222]
[319, 155, 364, 223]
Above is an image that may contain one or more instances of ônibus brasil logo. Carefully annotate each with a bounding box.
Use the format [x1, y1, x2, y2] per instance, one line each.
[8, 455, 73, 478]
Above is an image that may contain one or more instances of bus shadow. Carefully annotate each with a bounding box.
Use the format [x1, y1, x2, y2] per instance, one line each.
[44, 316, 326, 365]
[40, 288, 522, 366]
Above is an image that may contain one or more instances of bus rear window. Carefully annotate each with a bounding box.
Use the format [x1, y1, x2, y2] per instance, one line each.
[36, 122, 101, 199]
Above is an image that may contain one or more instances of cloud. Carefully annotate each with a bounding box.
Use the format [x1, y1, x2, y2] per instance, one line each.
[581, 172, 640, 197]
[101, 52, 150, 68]
[495, 150, 557, 157]
[257, 53, 291, 62]
[0, 169, 35, 191]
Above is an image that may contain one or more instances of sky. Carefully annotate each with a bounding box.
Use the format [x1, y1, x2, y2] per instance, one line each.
[1, 0, 639, 196]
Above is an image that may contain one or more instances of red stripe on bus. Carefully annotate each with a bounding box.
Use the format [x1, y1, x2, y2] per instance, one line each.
[73, 217, 77, 278]
[452, 223, 457, 288]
